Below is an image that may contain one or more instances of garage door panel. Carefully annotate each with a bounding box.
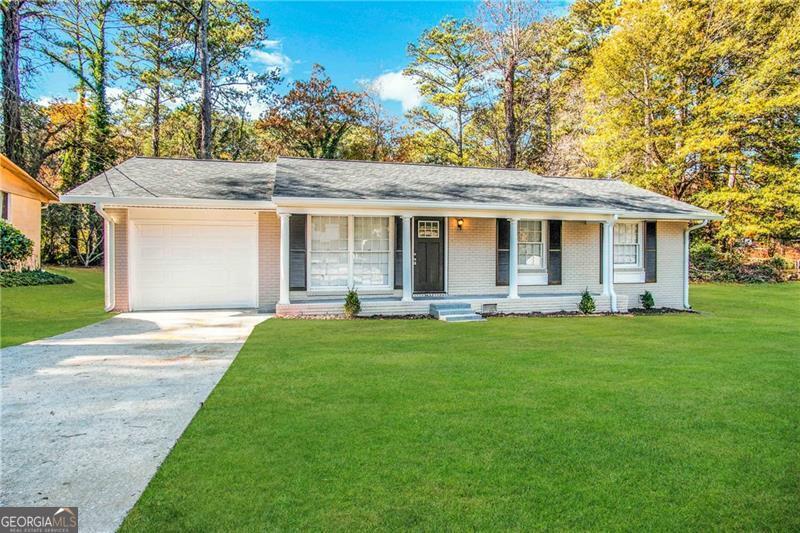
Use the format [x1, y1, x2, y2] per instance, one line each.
[131, 218, 258, 310]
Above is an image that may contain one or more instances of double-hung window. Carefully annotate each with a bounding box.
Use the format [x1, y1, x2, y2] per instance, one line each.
[309, 216, 349, 288]
[309, 215, 391, 290]
[614, 222, 640, 267]
[518, 220, 545, 270]
[353, 217, 390, 287]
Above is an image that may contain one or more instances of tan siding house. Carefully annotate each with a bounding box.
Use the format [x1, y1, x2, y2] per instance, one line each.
[62, 156, 720, 317]
[0, 154, 59, 268]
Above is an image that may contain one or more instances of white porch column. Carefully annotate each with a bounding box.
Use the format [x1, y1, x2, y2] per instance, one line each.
[508, 218, 519, 299]
[278, 213, 291, 305]
[602, 218, 618, 312]
[401, 215, 413, 302]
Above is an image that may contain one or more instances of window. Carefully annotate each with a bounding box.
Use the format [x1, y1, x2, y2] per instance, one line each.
[353, 217, 390, 287]
[518, 220, 544, 270]
[1, 191, 8, 220]
[309, 216, 349, 288]
[417, 220, 439, 238]
[309, 216, 392, 290]
[614, 223, 640, 266]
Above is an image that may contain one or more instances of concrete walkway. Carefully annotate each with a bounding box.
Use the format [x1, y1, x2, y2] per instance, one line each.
[1, 310, 269, 532]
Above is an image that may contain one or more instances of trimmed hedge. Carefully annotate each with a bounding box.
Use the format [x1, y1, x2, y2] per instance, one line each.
[1, 269, 75, 287]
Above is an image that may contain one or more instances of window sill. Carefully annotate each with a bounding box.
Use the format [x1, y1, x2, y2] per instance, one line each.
[307, 287, 394, 296]
[614, 270, 645, 284]
[518, 271, 548, 286]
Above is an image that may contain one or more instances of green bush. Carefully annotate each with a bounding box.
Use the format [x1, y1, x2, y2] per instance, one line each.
[343, 288, 361, 318]
[578, 289, 596, 314]
[0, 269, 74, 287]
[0, 220, 34, 270]
[689, 242, 786, 283]
[640, 290, 655, 309]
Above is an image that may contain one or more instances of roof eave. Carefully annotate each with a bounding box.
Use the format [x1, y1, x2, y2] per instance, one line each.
[272, 195, 723, 220]
[60, 194, 276, 210]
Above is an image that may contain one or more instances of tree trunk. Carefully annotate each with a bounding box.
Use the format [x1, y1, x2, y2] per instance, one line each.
[198, 0, 212, 159]
[152, 82, 161, 156]
[2, 0, 24, 166]
[503, 54, 517, 168]
[86, 0, 113, 178]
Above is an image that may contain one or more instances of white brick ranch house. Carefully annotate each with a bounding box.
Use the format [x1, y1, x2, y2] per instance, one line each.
[62, 156, 721, 316]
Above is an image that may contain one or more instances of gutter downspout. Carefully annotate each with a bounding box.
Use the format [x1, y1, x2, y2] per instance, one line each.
[95, 204, 116, 312]
[684, 220, 708, 309]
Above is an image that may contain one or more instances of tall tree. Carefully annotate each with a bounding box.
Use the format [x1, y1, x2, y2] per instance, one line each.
[117, 0, 186, 157]
[475, 0, 538, 168]
[584, 0, 800, 248]
[2, 0, 25, 164]
[258, 64, 364, 159]
[405, 18, 483, 166]
[175, 0, 277, 159]
[43, 0, 115, 177]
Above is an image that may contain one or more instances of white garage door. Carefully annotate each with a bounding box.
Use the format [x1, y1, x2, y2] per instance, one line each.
[131, 216, 258, 311]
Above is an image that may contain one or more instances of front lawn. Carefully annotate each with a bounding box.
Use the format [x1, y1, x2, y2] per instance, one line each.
[0, 266, 109, 348]
[122, 283, 800, 531]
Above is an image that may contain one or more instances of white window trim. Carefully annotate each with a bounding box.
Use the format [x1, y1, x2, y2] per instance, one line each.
[516, 219, 548, 286]
[306, 215, 394, 293]
[613, 221, 643, 270]
[517, 219, 547, 273]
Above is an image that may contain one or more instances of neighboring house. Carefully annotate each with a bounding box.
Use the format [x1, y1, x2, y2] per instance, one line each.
[1, 154, 59, 269]
[61, 156, 720, 315]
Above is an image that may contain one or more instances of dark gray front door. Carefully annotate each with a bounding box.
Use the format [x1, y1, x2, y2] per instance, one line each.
[413, 217, 445, 293]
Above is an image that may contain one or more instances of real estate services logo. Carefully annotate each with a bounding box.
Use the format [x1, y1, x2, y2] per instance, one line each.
[0, 507, 77, 533]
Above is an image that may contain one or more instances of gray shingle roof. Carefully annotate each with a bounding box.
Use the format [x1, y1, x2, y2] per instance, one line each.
[65, 157, 275, 201]
[274, 157, 718, 218]
[63, 155, 719, 219]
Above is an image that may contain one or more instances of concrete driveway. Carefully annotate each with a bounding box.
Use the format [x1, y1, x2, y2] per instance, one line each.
[1, 310, 269, 532]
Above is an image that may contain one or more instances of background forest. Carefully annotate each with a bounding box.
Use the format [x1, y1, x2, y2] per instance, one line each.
[2, 0, 798, 268]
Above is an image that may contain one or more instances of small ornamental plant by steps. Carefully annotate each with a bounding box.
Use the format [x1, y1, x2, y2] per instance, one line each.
[343, 288, 361, 319]
[578, 288, 596, 314]
[640, 290, 655, 310]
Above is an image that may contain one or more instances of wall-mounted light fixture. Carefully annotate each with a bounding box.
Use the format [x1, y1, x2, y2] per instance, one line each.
[456, 218, 464, 230]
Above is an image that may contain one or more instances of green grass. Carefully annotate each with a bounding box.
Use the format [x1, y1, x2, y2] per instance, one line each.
[0, 266, 109, 348]
[122, 284, 800, 531]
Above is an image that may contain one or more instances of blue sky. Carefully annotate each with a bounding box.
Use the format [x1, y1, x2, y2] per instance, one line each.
[32, 1, 571, 118]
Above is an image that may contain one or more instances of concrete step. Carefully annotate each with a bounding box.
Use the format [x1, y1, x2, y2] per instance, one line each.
[440, 313, 486, 323]
[430, 303, 473, 318]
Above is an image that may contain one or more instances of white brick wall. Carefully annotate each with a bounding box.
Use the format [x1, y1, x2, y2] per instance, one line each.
[613, 221, 685, 309]
[258, 211, 281, 311]
[106, 207, 129, 312]
[446, 217, 686, 309]
[109, 209, 686, 314]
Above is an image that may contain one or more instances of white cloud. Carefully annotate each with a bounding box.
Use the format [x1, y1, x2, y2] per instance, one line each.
[371, 71, 422, 112]
[250, 39, 293, 74]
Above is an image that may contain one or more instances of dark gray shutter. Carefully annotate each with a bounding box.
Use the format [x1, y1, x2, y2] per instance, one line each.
[496, 219, 510, 286]
[644, 221, 657, 283]
[394, 217, 403, 289]
[289, 215, 306, 290]
[548, 220, 562, 285]
[599, 223, 604, 284]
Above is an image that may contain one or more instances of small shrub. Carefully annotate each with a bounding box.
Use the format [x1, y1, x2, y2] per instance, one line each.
[0, 220, 33, 270]
[0, 269, 74, 287]
[640, 290, 655, 310]
[578, 289, 596, 314]
[343, 287, 361, 318]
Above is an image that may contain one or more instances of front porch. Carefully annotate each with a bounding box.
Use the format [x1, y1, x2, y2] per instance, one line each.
[275, 211, 634, 317]
[276, 292, 629, 317]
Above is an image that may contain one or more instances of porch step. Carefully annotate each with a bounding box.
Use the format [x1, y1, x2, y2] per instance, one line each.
[430, 303, 486, 323]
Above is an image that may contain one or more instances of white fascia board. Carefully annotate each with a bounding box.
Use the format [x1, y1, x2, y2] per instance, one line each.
[60, 195, 276, 210]
[273, 196, 722, 221]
